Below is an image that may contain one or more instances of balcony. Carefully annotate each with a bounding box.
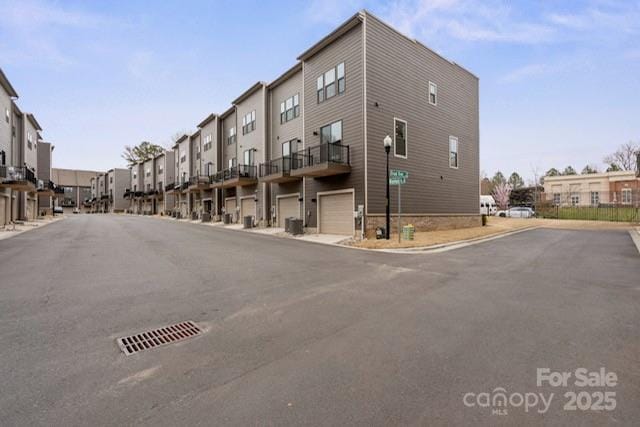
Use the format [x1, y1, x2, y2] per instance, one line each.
[123, 189, 131, 199]
[37, 179, 56, 196]
[133, 191, 144, 198]
[145, 189, 158, 197]
[164, 182, 175, 193]
[188, 175, 210, 192]
[100, 194, 109, 200]
[290, 142, 350, 178]
[259, 157, 301, 184]
[0, 166, 38, 191]
[210, 165, 257, 189]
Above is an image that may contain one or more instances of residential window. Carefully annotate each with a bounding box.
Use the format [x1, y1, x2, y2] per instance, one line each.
[242, 111, 256, 135]
[449, 136, 458, 168]
[622, 188, 632, 204]
[227, 127, 236, 145]
[228, 157, 236, 169]
[429, 81, 437, 105]
[133, 172, 137, 179]
[145, 168, 151, 177]
[180, 150, 186, 163]
[27, 131, 33, 150]
[320, 120, 342, 144]
[4, 108, 8, 123]
[280, 93, 300, 124]
[282, 140, 290, 157]
[317, 62, 345, 103]
[590, 191, 599, 206]
[394, 118, 407, 158]
[196, 144, 201, 160]
[243, 149, 254, 166]
[553, 193, 561, 206]
[570, 193, 580, 206]
[205, 162, 214, 176]
[158, 164, 163, 175]
[110, 176, 113, 183]
[204, 133, 213, 151]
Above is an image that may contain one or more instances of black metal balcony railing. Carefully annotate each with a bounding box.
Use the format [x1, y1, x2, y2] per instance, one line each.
[37, 179, 56, 192]
[189, 175, 209, 186]
[134, 191, 145, 197]
[165, 182, 175, 192]
[210, 165, 257, 184]
[146, 189, 157, 196]
[101, 194, 109, 200]
[292, 142, 350, 169]
[180, 181, 189, 191]
[259, 157, 293, 177]
[54, 185, 65, 194]
[123, 189, 131, 198]
[0, 165, 37, 185]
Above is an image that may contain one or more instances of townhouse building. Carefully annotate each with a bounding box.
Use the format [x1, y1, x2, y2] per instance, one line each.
[128, 163, 144, 214]
[155, 150, 175, 214]
[97, 172, 108, 212]
[155, 10, 479, 236]
[53, 169, 100, 213]
[0, 68, 19, 225]
[106, 168, 129, 213]
[36, 141, 57, 215]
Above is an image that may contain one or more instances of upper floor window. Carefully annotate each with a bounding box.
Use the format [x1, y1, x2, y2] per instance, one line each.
[133, 172, 137, 179]
[429, 81, 437, 105]
[449, 136, 458, 168]
[394, 118, 407, 158]
[242, 111, 256, 135]
[145, 168, 151, 177]
[227, 127, 236, 145]
[180, 150, 186, 163]
[205, 162, 214, 176]
[204, 133, 213, 151]
[110, 176, 113, 183]
[27, 131, 33, 150]
[158, 164, 163, 175]
[280, 94, 300, 124]
[317, 62, 345, 103]
[4, 108, 9, 123]
[196, 144, 201, 160]
[320, 120, 342, 144]
[228, 157, 236, 169]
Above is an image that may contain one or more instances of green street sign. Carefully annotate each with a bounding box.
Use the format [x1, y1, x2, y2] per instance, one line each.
[389, 177, 406, 185]
[390, 169, 409, 179]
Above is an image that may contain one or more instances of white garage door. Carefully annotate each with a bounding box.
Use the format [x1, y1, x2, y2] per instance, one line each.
[318, 192, 353, 235]
[240, 197, 256, 221]
[277, 195, 300, 228]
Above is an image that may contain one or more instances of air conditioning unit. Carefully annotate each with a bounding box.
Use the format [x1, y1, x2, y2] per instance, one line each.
[37, 179, 44, 190]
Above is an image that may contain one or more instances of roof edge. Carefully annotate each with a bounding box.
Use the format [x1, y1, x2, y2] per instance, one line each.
[268, 62, 303, 90]
[0, 68, 19, 98]
[197, 113, 217, 129]
[297, 12, 364, 61]
[232, 81, 267, 105]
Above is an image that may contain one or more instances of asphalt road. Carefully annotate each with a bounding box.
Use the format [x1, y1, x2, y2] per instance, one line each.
[1, 215, 638, 426]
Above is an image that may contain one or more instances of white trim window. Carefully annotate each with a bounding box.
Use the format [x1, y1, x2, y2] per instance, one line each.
[203, 133, 213, 151]
[228, 157, 236, 169]
[4, 108, 9, 123]
[429, 81, 438, 105]
[145, 168, 151, 177]
[158, 164, 163, 175]
[280, 93, 300, 124]
[570, 193, 580, 206]
[621, 188, 632, 204]
[243, 149, 255, 166]
[590, 191, 599, 206]
[394, 118, 407, 158]
[242, 111, 256, 135]
[317, 62, 345, 103]
[449, 136, 458, 168]
[180, 150, 186, 163]
[553, 193, 561, 206]
[27, 131, 33, 149]
[227, 127, 236, 145]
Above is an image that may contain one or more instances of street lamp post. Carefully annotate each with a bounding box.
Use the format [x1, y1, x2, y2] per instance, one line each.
[384, 135, 392, 240]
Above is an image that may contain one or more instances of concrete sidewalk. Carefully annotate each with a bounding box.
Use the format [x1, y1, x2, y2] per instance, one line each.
[0, 216, 65, 241]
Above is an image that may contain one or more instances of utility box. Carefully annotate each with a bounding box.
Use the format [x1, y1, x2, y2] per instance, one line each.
[290, 219, 303, 235]
[284, 217, 292, 233]
[243, 215, 254, 229]
[223, 213, 232, 224]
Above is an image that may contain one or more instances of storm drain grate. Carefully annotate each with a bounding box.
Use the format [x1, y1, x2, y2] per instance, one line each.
[116, 321, 202, 355]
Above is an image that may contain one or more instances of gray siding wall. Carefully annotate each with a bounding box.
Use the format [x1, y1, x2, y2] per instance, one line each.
[107, 170, 114, 196]
[302, 23, 365, 228]
[0, 88, 11, 165]
[155, 154, 165, 191]
[164, 151, 175, 187]
[200, 117, 218, 175]
[364, 14, 479, 215]
[190, 133, 201, 176]
[112, 169, 129, 211]
[221, 110, 237, 170]
[23, 116, 38, 173]
[177, 139, 190, 184]
[143, 158, 154, 192]
[37, 141, 51, 180]
[11, 109, 22, 166]
[268, 69, 304, 214]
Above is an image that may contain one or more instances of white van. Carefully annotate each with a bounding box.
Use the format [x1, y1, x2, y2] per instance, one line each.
[480, 195, 497, 215]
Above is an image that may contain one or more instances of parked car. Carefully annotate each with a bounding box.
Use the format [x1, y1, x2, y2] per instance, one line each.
[496, 207, 535, 218]
[53, 206, 64, 215]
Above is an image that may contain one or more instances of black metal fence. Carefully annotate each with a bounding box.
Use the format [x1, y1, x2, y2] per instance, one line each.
[259, 157, 293, 177]
[292, 142, 350, 169]
[534, 190, 640, 222]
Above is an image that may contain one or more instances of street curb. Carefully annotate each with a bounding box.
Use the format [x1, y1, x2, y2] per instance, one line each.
[368, 226, 540, 254]
[629, 228, 640, 255]
[0, 216, 65, 241]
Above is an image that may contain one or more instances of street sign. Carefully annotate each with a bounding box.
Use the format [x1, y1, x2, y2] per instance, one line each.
[389, 177, 405, 185]
[390, 169, 409, 179]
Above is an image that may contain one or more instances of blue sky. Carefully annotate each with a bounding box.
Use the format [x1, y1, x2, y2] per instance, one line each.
[1, 0, 639, 182]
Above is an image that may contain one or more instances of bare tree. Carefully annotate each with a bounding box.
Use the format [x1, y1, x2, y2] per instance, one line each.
[122, 141, 165, 167]
[492, 182, 512, 210]
[603, 141, 639, 171]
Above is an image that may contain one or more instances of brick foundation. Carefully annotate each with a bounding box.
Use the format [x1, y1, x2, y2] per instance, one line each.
[365, 214, 481, 238]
